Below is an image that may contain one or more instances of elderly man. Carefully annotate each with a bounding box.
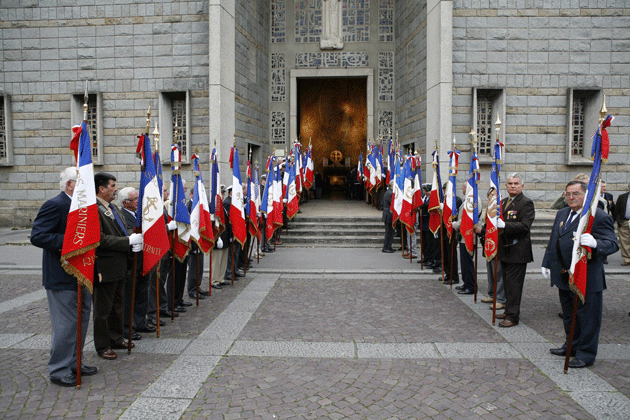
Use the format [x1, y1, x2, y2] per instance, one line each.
[30, 168, 98, 387]
[542, 180, 618, 368]
[495, 173, 535, 328]
[119, 187, 156, 339]
[614, 182, 630, 266]
[93, 173, 143, 360]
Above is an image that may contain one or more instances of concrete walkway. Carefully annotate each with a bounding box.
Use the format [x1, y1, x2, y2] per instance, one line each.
[1, 200, 630, 419]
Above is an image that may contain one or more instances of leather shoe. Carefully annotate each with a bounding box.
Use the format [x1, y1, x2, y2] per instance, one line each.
[220, 281, 231, 286]
[568, 358, 589, 368]
[550, 348, 568, 357]
[98, 349, 117, 360]
[131, 332, 142, 341]
[50, 373, 77, 387]
[149, 318, 166, 326]
[490, 303, 505, 310]
[495, 313, 508, 319]
[432, 267, 442, 273]
[499, 320, 518, 328]
[235, 270, 245, 277]
[111, 341, 134, 350]
[211, 284, 223, 289]
[382, 248, 395, 253]
[455, 285, 465, 290]
[480, 297, 493, 303]
[179, 301, 193, 307]
[189, 294, 205, 300]
[442, 280, 459, 285]
[137, 325, 157, 333]
[160, 309, 178, 317]
[71, 365, 98, 376]
[199, 290, 210, 296]
[174, 306, 187, 313]
[457, 288, 474, 295]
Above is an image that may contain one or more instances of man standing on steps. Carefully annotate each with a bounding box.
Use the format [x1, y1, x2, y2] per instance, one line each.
[495, 173, 535, 328]
[382, 180, 395, 253]
[542, 180, 618, 368]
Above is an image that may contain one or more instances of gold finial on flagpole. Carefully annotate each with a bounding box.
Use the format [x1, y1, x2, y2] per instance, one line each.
[599, 94, 607, 124]
[153, 122, 160, 153]
[434, 139, 439, 151]
[83, 80, 89, 122]
[495, 115, 502, 142]
[145, 106, 151, 135]
[233, 134, 236, 147]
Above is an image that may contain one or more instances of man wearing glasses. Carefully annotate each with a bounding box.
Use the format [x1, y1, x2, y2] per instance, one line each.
[542, 180, 618, 368]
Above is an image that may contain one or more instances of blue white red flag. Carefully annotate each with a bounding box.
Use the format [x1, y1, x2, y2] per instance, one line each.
[261, 156, 276, 240]
[569, 114, 614, 303]
[428, 150, 444, 234]
[399, 156, 415, 233]
[61, 121, 100, 292]
[357, 152, 363, 182]
[485, 141, 503, 261]
[248, 162, 260, 239]
[230, 146, 247, 246]
[443, 148, 460, 241]
[392, 152, 403, 225]
[190, 153, 214, 254]
[461, 151, 480, 255]
[273, 159, 284, 230]
[412, 154, 423, 211]
[210, 148, 225, 235]
[286, 160, 299, 219]
[170, 144, 191, 261]
[135, 133, 169, 274]
[304, 147, 314, 190]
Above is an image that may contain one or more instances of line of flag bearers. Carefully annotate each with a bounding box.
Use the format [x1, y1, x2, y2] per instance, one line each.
[31, 98, 315, 387]
[371, 100, 617, 371]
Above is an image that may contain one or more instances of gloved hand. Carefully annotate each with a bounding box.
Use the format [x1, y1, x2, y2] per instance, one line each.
[132, 243, 143, 253]
[167, 220, 177, 231]
[439, 203, 444, 211]
[210, 214, 215, 222]
[496, 218, 505, 229]
[580, 233, 597, 248]
[452, 221, 460, 230]
[541, 267, 550, 280]
[129, 233, 143, 246]
[216, 237, 223, 249]
[283, 199, 287, 203]
[434, 232, 439, 239]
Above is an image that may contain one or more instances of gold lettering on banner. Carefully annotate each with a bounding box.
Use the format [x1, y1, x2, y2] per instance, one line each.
[82, 254, 95, 266]
[144, 243, 162, 255]
[143, 196, 159, 223]
[73, 204, 89, 245]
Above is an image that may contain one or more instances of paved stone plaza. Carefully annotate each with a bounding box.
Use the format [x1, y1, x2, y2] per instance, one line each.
[1, 201, 630, 419]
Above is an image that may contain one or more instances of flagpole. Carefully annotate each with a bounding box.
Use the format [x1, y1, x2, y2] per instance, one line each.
[492, 117, 502, 325]
[170, 124, 179, 322]
[470, 130, 479, 303]
[75, 82, 90, 389]
[152, 123, 162, 336]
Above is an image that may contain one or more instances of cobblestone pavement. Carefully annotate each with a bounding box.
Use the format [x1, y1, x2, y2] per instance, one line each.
[1, 231, 630, 418]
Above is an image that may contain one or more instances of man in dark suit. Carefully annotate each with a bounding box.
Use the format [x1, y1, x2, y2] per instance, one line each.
[223, 186, 245, 280]
[614, 182, 630, 266]
[495, 173, 535, 328]
[599, 181, 615, 216]
[93, 172, 143, 360]
[381, 181, 395, 253]
[30, 167, 98, 387]
[542, 180, 618, 368]
[119, 187, 156, 338]
[437, 184, 463, 284]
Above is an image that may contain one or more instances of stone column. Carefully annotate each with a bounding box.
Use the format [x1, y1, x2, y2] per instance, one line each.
[209, 0, 236, 184]
[426, 0, 453, 172]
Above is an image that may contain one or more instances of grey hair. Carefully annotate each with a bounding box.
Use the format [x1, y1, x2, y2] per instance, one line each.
[119, 186, 137, 203]
[59, 167, 77, 191]
[506, 173, 523, 184]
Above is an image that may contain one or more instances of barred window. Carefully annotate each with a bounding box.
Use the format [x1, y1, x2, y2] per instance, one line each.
[571, 95, 585, 156]
[0, 98, 6, 159]
[159, 91, 190, 163]
[172, 98, 187, 157]
[476, 97, 493, 156]
[72, 93, 102, 164]
[86, 95, 99, 160]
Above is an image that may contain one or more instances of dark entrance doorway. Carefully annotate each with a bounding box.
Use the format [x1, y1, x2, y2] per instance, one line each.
[298, 77, 367, 198]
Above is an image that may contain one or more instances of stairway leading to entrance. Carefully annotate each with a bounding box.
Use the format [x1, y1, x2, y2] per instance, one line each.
[280, 199, 556, 248]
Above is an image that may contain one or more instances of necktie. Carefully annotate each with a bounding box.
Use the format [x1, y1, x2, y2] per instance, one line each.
[567, 211, 576, 225]
[110, 203, 129, 236]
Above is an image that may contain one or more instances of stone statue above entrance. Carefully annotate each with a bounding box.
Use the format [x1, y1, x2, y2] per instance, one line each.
[321, 0, 343, 50]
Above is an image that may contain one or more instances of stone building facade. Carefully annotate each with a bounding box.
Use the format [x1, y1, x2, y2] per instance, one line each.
[0, 0, 629, 227]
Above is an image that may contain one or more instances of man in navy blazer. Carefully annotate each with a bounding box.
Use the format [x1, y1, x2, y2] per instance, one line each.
[30, 167, 98, 387]
[542, 180, 618, 368]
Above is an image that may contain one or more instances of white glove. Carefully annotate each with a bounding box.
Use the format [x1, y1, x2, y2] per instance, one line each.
[167, 220, 177, 231]
[283, 199, 287, 203]
[210, 214, 215, 222]
[496, 218, 505, 229]
[580, 233, 597, 249]
[439, 203, 444, 211]
[129, 233, 143, 246]
[216, 237, 223, 249]
[452, 221, 460, 230]
[132, 243, 143, 253]
[434, 231, 439, 239]
[541, 267, 550, 280]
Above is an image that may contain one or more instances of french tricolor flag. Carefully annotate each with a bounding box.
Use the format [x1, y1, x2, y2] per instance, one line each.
[461, 152, 480, 256]
[190, 153, 214, 254]
[286, 160, 299, 219]
[229, 146, 247, 246]
[428, 150, 443, 234]
[135, 133, 169, 274]
[61, 121, 100, 292]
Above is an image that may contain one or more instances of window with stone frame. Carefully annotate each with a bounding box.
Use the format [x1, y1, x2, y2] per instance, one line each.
[0, 97, 6, 161]
[71, 93, 102, 165]
[473, 88, 504, 163]
[159, 91, 190, 164]
[566, 89, 602, 165]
